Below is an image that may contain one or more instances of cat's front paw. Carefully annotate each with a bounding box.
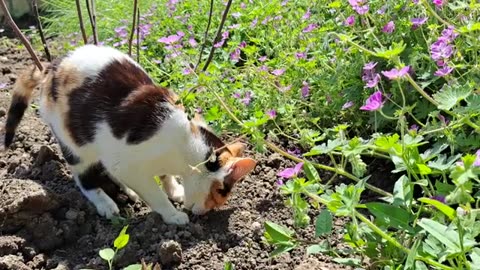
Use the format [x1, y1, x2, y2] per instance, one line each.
[169, 184, 185, 203]
[95, 200, 120, 219]
[163, 210, 189, 225]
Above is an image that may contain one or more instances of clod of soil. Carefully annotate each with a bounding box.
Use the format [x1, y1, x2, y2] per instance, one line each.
[158, 240, 183, 265]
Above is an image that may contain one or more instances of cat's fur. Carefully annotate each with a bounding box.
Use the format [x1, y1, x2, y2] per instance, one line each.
[2, 45, 257, 225]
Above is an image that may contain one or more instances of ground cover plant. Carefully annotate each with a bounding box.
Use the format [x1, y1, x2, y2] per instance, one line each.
[1, 0, 480, 269]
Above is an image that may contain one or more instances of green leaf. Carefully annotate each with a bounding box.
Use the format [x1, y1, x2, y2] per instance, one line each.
[270, 244, 297, 257]
[415, 261, 429, 270]
[418, 197, 456, 220]
[459, 22, 480, 33]
[315, 210, 333, 237]
[470, 248, 480, 270]
[332, 257, 361, 266]
[432, 83, 472, 110]
[99, 248, 115, 262]
[348, 154, 367, 177]
[264, 221, 294, 243]
[374, 41, 406, 59]
[417, 218, 460, 253]
[392, 175, 412, 207]
[114, 234, 130, 250]
[123, 264, 142, 270]
[303, 161, 321, 182]
[416, 164, 432, 175]
[224, 261, 235, 270]
[366, 202, 414, 233]
[306, 243, 328, 255]
[405, 239, 421, 270]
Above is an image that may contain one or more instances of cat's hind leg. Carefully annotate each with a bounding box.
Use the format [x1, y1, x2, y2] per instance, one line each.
[72, 162, 120, 219]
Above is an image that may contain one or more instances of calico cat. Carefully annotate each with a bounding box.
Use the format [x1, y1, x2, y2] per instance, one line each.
[2, 44, 257, 225]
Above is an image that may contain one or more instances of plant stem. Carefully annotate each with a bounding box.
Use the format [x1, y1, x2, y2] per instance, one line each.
[136, 7, 140, 63]
[0, 0, 43, 71]
[32, 0, 51, 61]
[195, 0, 214, 71]
[202, 0, 233, 72]
[128, 0, 138, 56]
[75, 0, 88, 44]
[85, 0, 98, 45]
[421, 0, 452, 26]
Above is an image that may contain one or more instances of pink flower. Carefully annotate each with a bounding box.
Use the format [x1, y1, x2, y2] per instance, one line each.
[250, 18, 258, 28]
[258, 56, 267, 62]
[360, 91, 384, 111]
[301, 81, 310, 98]
[434, 66, 454, 77]
[411, 17, 427, 29]
[158, 34, 182, 44]
[230, 48, 241, 61]
[267, 109, 277, 119]
[345, 16, 355, 26]
[381, 66, 410, 80]
[271, 69, 285, 76]
[362, 62, 381, 88]
[188, 37, 198, 47]
[302, 24, 318, 33]
[303, 8, 311, 20]
[342, 101, 354, 110]
[382, 21, 395, 34]
[295, 52, 307, 59]
[430, 40, 453, 61]
[432, 0, 444, 8]
[277, 162, 304, 179]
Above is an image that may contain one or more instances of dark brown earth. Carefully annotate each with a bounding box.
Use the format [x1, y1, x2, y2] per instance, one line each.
[0, 38, 358, 270]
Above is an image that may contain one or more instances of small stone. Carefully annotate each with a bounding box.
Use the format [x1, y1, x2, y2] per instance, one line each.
[65, 209, 78, 220]
[158, 240, 182, 265]
[251, 221, 262, 232]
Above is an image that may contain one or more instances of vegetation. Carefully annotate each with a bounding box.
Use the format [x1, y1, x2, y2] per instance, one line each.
[29, 0, 480, 269]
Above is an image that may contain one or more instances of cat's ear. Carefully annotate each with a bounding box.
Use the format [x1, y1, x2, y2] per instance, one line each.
[225, 157, 257, 185]
[227, 142, 246, 157]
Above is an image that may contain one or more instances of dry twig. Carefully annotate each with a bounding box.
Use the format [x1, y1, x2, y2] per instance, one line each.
[0, 0, 43, 71]
[32, 0, 51, 61]
[202, 0, 233, 72]
[128, 0, 139, 56]
[194, 0, 214, 71]
[136, 7, 140, 63]
[85, 0, 98, 45]
[75, 0, 88, 44]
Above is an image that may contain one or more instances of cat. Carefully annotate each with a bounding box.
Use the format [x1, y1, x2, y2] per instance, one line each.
[2, 44, 257, 225]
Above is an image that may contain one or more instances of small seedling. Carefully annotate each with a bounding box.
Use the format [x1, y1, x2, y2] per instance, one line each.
[98, 225, 131, 270]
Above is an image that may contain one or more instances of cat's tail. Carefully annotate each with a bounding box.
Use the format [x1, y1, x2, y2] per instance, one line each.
[3, 65, 43, 149]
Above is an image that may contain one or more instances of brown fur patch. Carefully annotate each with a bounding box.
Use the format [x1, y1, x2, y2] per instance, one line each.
[204, 181, 230, 210]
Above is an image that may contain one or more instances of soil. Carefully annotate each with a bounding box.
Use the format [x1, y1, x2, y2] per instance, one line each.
[0, 38, 361, 270]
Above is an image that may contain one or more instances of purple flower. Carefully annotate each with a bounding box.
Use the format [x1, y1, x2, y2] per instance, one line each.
[188, 37, 198, 47]
[277, 162, 304, 179]
[303, 8, 311, 20]
[381, 66, 410, 80]
[440, 25, 459, 43]
[240, 2, 246, 9]
[250, 18, 258, 28]
[259, 65, 269, 72]
[377, 5, 387, 14]
[239, 41, 247, 48]
[242, 91, 252, 105]
[354, 5, 369, 15]
[342, 101, 354, 110]
[295, 52, 307, 59]
[271, 69, 285, 76]
[411, 17, 427, 29]
[233, 92, 242, 99]
[430, 40, 453, 61]
[0, 82, 8, 89]
[183, 68, 192, 75]
[302, 23, 318, 33]
[410, 124, 419, 132]
[431, 195, 446, 204]
[114, 26, 128, 38]
[267, 109, 277, 119]
[475, 150, 480, 166]
[345, 16, 355, 26]
[230, 48, 241, 61]
[287, 148, 302, 157]
[382, 21, 395, 33]
[438, 114, 449, 125]
[158, 34, 182, 44]
[258, 56, 267, 62]
[434, 66, 454, 77]
[432, 0, 444, 8]
[214, 40, 225, 48]
[360, 91, 384, 111]
[362, 62, 381, 88]
[276, 179, 284, 186]
[301, 81, 310, 98]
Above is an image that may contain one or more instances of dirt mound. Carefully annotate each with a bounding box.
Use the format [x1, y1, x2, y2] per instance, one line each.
[0, 38, 354, 270]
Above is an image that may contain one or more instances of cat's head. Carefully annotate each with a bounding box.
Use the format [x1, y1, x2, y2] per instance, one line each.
[183, 114, 257, 215]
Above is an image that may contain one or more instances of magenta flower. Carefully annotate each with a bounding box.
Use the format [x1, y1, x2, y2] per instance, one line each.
[342, 101, 354, 110]
[303, 8, 311, 20]
[302, 23, 318, 33]
[345, 16, 355, 26]
[259, 65, 269, 72]
[271, 69, 286, 76]
[411, 17, 427, 29]
[295, 52, 307, 59]
[267, 109, 277, 119]
[440, 25, 459, 42]
[230, 48, 241, 61]
[276, 179, 284, 186]
[277, 162, 304, 179]
[183, 68, 192, 75]
[362, 62, 381, 88]
[430, 40, 453, 61]
[258, 56, 267, 62]
[434, 66, 454, 77]
[242, 91, 252, 105]
[360, 91, 384, 111]
[301, 81, 310, 98]
[382, 21, 395, 34]
[381, 66, 410, 80]
[354, 5, 369, 14]
[232, 92, 242, 99]
[114, 26, 128, 38]
[363, 61, 377, 71]
[287, 148, 301, 157]
[158, 34, 182, 44]
[432, 0, 444, 8]
[188, 37, 198, 47]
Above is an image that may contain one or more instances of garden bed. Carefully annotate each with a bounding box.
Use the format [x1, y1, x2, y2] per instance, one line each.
[0, 38, 354, 270]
